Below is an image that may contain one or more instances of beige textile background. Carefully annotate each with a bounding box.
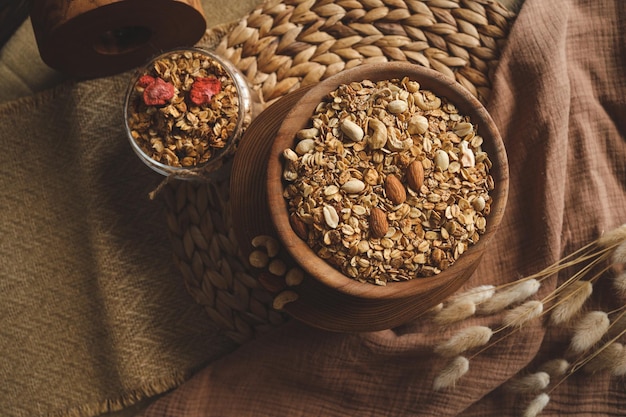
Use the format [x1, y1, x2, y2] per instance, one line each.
[0, 1, 261, 417]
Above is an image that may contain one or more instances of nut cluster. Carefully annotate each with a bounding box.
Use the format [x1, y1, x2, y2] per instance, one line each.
[248, 235, 304, 310]
[126, 50, 240, 168]
[282, 77, 494, 285]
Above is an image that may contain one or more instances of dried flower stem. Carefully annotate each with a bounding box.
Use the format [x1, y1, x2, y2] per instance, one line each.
[550, 320, 626, 392]
[548, 257, 612, 298]
[518, 225, 625, 289]
[519, 240, 607, 283]
[503, 239, 618, 299]
[541, 262, 612, 327]
[582, 342, 624, 373]
[612, 242, 626, 264]
[431, 224, 626, 395]
[541, 258, 605, 306]
[568, 318, 626, 375]
[608, 307, 626, 337]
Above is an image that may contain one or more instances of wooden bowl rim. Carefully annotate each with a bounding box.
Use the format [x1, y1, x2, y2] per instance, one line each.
[267, 62, 508, 300]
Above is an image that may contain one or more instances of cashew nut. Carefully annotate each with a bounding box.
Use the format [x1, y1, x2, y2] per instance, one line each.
[283, 168, 298, 182]
[272, 290, 299, 310]
[296, 127, 319, 140]
[268, 258, 288, 276]
[414, 91, 442, 111]
[285, 267, 305, 286]
[366, 117, 387, 149]
[251, 234, 281, 258]
[460, 141, 475, 168]
[248, 250, 269, 269]
[386, 126, 412, 151]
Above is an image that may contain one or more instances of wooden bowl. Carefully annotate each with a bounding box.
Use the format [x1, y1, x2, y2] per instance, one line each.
[263, 62, 508, 331]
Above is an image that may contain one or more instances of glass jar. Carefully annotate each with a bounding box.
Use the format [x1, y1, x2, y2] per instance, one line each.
[124, 47, 255, 180]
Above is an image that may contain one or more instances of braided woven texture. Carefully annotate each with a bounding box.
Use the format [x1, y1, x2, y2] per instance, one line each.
[163, 0, 517, 344]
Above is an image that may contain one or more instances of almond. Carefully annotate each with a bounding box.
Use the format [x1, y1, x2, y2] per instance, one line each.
[406, 160, 424, 191]
[289, 214, 308, 241]
[384, 174, 406, 205]
[369, 207, 389, 239]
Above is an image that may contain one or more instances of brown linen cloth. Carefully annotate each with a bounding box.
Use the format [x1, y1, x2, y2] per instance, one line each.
[0, 1, 260, 417]
[140, 0, 626, 416]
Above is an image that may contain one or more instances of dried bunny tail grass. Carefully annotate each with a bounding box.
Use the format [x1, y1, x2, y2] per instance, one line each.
[612, 242, 626, 264]
[477, 279, 541, 315]
[597, 223, 626, 248]
[569, 311, 610, 354]
[428, 302, 444, 314]
[434, 326, 493, 358]
[433, 356, 469, 391]
[564, 311, 626, 377]
[523, 393, 550, 417]
[506, 372, 550, 393]
[611, 347, 626, 376]
[433, 300, 476, 325]
[549, 280, 593, 326]
[502, 300, 544, 329]
[612, 271, 626, 296]
[538, 358, 570, 378]
[608, 309, 626, 338]
[582, 342, 624, 373]
[450, 285, 496, 305]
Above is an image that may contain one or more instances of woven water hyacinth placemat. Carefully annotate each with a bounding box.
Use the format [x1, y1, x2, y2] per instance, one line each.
[162, 0, 517, 344]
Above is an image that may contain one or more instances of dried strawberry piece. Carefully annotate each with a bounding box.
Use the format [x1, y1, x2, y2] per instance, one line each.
[137, 75, 156, 88]
[142, 77, 175, 106]
[190, 77, 221, 106]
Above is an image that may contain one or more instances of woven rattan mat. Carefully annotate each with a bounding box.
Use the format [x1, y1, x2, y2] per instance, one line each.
[162, 0, 517, 344]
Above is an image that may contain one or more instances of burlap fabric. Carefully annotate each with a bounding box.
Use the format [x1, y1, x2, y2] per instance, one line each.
[138, 0, 626, 416]
[0, 1, 261, 417]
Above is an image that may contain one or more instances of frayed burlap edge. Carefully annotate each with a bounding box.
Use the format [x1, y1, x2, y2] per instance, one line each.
[46, 371, 190, 417]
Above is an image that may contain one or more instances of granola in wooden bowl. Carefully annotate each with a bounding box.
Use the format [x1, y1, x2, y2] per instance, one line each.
[265, 62, 508, 331]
